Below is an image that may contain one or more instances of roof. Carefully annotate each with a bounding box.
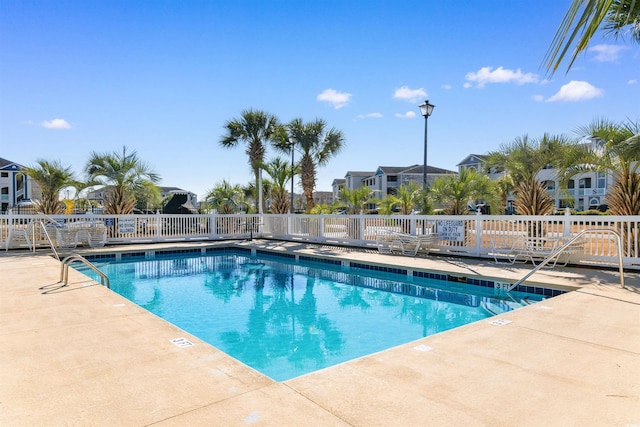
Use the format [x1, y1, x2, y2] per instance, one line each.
[376, 165, 418, 175]
[344, 171, 376, 178]
[402, 165, 457, 175]
[456, 154, 488, 167]
[0, 157, 23, 170]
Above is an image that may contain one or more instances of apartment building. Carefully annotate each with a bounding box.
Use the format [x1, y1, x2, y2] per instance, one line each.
[332, 164, 456, 200]
[457, 142, 611, 212]
[0, 157, 40, 213]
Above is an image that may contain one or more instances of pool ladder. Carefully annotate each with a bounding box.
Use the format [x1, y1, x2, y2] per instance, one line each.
[508, 228, 625, 292]
[60, 254, 110, 289]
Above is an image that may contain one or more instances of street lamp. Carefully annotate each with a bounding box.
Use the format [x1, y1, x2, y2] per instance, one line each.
[418, 100, 435, 214]
[289, 135, 297, 214]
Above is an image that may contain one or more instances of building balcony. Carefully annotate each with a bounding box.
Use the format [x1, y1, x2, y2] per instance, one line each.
[577, 188, 606, 196]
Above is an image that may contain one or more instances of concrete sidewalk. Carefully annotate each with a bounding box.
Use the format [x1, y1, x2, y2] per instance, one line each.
[1, 243, 639, 426]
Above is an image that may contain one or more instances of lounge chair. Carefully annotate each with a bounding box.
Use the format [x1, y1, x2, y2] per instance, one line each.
[376, 230, 402, 254]
[489, 233, 529, 264]
[86, 223, 107, 248]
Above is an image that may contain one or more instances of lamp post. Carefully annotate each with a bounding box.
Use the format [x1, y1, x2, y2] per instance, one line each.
[289, 135, 296, 214]
[418, 100, 435, 215]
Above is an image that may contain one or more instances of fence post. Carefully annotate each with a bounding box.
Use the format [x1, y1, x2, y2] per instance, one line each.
[209, 212, 217, 238]
[155, 211, 162, 241]
[563, 208, 571, 237]
[475, 210, 483, 256]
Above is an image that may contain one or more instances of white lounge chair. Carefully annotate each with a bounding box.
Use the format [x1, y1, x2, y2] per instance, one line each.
[376, 229, 402, 254]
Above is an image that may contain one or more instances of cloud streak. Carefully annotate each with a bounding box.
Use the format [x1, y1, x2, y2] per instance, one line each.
[41, 118, 72, 129]
[393, 86, 427, 103]
[588, 44, 626, 62]
[317, 89, 352, 109]
[546, 81, 603, 102]
[464, 66, 538, 88]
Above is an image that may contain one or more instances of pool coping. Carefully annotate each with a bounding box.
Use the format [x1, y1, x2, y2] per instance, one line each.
[2, 240, 639, 425]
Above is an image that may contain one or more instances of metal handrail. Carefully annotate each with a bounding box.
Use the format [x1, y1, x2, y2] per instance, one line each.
[60, 254, 110, 289]
[508, 228, 625, 291]
[33, 220, 60, 261]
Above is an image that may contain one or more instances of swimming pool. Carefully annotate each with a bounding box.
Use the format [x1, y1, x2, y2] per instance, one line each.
[80, 249, 549, 381]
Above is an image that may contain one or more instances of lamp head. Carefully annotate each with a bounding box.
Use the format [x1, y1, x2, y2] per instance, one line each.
[418, 100, 435, 117]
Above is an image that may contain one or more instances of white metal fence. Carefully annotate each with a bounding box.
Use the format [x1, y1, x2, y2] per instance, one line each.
[2, 212, 639, 269]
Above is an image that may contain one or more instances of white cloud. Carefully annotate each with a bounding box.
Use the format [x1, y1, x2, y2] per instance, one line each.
[588, 44, 626, 62]
[442, 84, 452, 90]
[356, 112, 383, 119]
[532, 94, 545, 102]
[628, 79, 637, 85]
[464, 66, 539, 88]
[394, 111, 417, 119]
[546, 81, 604, 102]
[393, 86, 427, 102]
[317, 89, 352, 109]
[41, 118, 72, 129]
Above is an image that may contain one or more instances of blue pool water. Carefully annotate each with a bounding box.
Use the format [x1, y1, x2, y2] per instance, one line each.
[80, 251, 546, 381]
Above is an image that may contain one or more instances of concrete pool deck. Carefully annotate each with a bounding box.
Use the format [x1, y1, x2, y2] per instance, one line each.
[1, 240, 639, 426]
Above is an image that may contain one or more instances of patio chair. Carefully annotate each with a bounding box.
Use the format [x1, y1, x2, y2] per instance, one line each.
[5, 221, 33, 251]
[376, 230, 402, 254]
[86, 223, 107, 248]
[56, 227, 79, 249]
[488, 233, 529, 264]
[417, 233, 439, 255]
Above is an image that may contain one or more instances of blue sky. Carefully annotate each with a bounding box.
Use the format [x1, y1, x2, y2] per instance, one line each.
[1, 0, 638, 201]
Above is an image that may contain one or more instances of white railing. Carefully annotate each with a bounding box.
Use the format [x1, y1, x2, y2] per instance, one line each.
[1, 212, 639, 269]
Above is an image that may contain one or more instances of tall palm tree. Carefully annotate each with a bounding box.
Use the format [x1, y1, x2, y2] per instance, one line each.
[544, 0, 640, 74]
[484, 134, 577, 216]
[261, 157, 294, 214]
[429, 169, 498, 215]
[220, 109, 281, 213]
[21, 160, 74, 214]
[85, 146, 160, 214]
[288, 118, 345, 211]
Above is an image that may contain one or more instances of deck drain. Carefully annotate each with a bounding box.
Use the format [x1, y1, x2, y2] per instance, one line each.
[414, 344, 433, 352]
[170, 337, 194, 348]
[489, 318, 512, 326]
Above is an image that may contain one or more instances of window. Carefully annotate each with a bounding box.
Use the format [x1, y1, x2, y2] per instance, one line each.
[1, 172, 8, 178]
[579, 178, 591, 189]
[597, 172, 605, 189]
[387, 175, 397, 182]
[1, 187, 8, 195]
[544, 180, 555, 192]
[567, 180, 575, 189]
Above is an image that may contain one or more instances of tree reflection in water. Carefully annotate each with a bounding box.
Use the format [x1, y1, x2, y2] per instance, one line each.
[217, 262, 344, 372]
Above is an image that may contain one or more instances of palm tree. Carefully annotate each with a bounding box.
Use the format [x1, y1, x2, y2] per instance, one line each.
[261, 157, 294, 214]
[574, 118, 640, 215]
[85, 146, 160, 214]
[288, 118, 345, 211]
[429, 169, 498, 215]
[220, 109, 281, 214]
[205, 180, 245, 214]
[338, 186, 372, 214]
[484, 134, 577, 216]
[544, 0, 640, 74]
[494, 174, 515, 214]
[20, 160, 74, 214]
